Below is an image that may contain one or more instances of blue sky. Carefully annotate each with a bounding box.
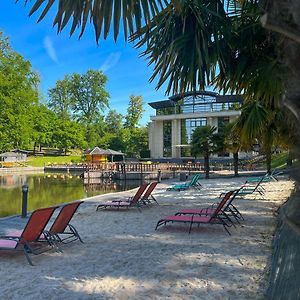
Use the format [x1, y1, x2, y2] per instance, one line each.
[0, 1, 169, 124]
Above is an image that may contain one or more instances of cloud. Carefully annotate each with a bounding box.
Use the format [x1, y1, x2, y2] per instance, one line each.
[43, 36, 59, 64]
[100, 52, 121, 72]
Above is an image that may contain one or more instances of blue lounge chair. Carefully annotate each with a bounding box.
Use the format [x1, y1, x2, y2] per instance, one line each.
[167, 174, 202, 191]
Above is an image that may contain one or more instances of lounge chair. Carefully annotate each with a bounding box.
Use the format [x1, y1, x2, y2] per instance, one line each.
[96, 183, 148, 212]
[175, 190, 243, 224]
[237, 177, 265, 198]
[155, 195, 233, 235]
[0, 206, 58, 266]
[141, 182, 159, 205]
[47, 201, 84, 246]
[245, 169, 283, 183]
[167, 174, 202, 191]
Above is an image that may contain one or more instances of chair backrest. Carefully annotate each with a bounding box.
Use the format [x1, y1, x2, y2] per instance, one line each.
[20, 206, 58, 242]
[223, 189, 239, 210]
[190, 174, 200, 186]
[253, 177, 264, 191]
[131, 183, 149, 204]
[211, 190, 234, 218]
[49, 201, 83, 234]
[142, 182, 158, 199]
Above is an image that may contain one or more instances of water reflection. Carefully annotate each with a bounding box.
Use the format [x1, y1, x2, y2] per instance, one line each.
[0, 173, 140, 217]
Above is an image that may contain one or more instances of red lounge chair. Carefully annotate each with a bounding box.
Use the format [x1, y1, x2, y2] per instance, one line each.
[96, 183, 149, 212]
[47, 201, 83, 246]
[155, 195, 233, 235]
[175, 190, 244, 224]
[141, 182, 159, 205]
[0, 206, 58, 266]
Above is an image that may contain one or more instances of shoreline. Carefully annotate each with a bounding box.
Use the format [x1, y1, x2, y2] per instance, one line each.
[0, 176, 294, 299]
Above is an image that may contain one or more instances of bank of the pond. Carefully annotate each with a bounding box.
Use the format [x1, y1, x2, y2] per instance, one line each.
[0, 172, 140, 217]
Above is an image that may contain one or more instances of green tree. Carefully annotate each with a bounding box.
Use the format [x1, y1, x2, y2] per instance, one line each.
[52, 119, 86, 155]
[191, 125, 220, 179]
[222, 122, 242, 177]
[69, 70, 109, 124]
[31, 104, 57, 153]
[48, 76, 73, 120]
[124, 95, 145, 129]
[0, 31, 39, 151]
[105, 110, 123, 134]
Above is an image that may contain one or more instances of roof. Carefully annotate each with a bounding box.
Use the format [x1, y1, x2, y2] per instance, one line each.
[84, 147, 125, 156]
[169, 91, 218, 101]
[0, 152, 25, 157]
[148, 90, 243, 109]
[216, 95, 243, 103]
[148, 100, 175, 110]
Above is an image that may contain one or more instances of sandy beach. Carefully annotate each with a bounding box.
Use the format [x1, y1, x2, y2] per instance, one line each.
[0, 176, 294, 299]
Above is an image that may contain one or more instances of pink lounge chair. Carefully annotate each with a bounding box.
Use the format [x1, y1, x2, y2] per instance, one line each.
[155, 194, 234, 235]
[0, 206, 58, 265]
[96, 183, 149, 212]
[48, 201, 84, 246]
[141, 182, 159, 205]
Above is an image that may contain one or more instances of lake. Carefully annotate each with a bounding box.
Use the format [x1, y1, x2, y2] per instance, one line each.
[0, 173, 140, 217]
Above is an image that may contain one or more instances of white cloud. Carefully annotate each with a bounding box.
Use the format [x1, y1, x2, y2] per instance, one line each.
[100, 52, 121, 72]
[43, 36, 59, 64]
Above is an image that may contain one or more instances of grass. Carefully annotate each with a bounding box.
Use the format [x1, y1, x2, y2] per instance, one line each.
[271, 152, 289, 169]
[27, 155, 83, 167]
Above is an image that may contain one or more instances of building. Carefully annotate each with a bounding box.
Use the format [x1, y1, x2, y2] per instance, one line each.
[148, 91, 243, 159]
[0, 151, 27, 162]
[84, 147, 125, 163]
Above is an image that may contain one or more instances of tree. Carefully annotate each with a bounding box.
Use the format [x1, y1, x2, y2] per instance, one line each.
[0, 31, 39, 151]
[48, 76, 73, 120]
[124, 95, 145, 129]
[69, 70, 109, 124]
[52, 119, 86, 155]
[191, 126, 220, 179]
[31, 104, 57, 153]
[105, 110, 123, 134]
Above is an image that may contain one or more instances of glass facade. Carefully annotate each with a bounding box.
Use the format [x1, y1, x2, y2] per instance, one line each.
[163, 120, 172, 157]
[180, 118, 207, 157]
[155, 94, 241, 116]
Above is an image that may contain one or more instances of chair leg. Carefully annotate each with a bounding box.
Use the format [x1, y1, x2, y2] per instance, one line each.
[23, 246, 34, 266]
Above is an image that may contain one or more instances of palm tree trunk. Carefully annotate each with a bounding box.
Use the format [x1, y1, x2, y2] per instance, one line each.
[204, 153, 210, 179]
[265, 144, 272, 174]
[233, 152, 239, 177]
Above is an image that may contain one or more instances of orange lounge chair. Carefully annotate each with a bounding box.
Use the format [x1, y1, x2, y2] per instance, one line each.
[0, 206, 58, 265]
[47, 201, 84, 246]
[96, 183, 148, 212]
[155, 195, 234, 235]
[141, 182, 159, 205]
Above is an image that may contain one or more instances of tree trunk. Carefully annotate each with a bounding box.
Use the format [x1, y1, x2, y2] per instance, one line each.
[233, 152, 239, 177]
[204, 153, 210, 179]
[33, 142, 36, 156]
[266, 147, 272, 174]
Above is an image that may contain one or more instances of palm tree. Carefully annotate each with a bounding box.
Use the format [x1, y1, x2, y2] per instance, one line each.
[221, 122, 241, 177]
[191, 125, 219, 179]
[234, 101, 293, 174]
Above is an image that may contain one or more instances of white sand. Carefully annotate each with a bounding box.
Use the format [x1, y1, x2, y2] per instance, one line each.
[0, 176, 294, 299]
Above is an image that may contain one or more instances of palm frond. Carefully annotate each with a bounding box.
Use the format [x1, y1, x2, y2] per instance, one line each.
[20, 0, 167, 43]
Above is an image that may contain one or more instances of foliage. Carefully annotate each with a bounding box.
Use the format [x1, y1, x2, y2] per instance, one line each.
[48, 76, 73, 120]
[124, 95, 145, 129]
[0, 31, 39, 151]
[20, 0, 167, 42]
[191, 125, 220, 178]
[105, 110, 123, 134]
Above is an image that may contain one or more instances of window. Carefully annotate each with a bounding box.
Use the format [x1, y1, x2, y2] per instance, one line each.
[163, 121, 172, 157]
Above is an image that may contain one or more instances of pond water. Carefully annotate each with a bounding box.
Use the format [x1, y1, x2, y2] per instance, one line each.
[0, 173, 140, 217]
